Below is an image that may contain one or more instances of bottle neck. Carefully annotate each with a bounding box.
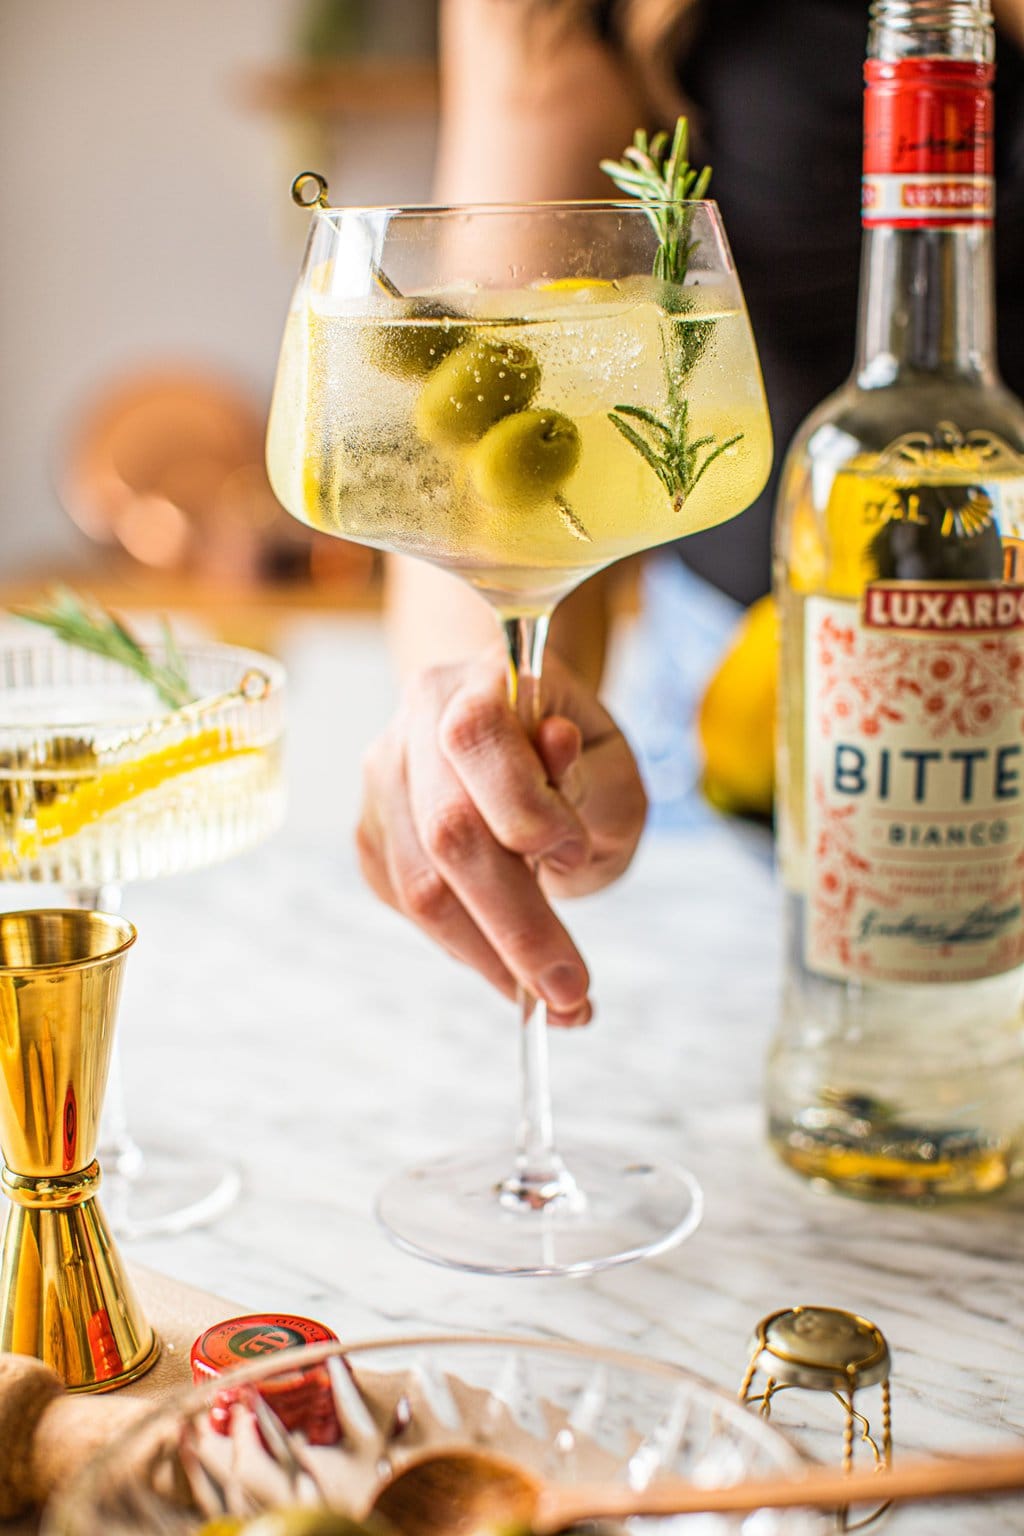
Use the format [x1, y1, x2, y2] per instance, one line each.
[855, 224, 996, 385]
[857, 1, 995, 385]
[868, 0, 995, 63]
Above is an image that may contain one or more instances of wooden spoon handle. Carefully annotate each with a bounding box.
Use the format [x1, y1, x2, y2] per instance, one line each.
[537, 1443, 1024, 1528]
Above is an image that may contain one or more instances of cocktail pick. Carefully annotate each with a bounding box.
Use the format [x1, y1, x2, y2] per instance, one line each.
[0, 910, 159, 1392]
[290, 172, 404, 298]
[291, 171, 331, 211]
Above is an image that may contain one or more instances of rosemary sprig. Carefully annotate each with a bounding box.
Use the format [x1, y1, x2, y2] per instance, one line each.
[601, 117, 741, 511]
[599, 117, 711, 284]
[11, 588, 195, 710]
[609, 401, 742, 513]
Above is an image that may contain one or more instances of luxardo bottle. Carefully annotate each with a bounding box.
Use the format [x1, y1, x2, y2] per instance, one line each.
[770, 0, 1024, 1198]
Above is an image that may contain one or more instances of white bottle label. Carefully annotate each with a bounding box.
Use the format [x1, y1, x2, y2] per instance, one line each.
[805, 583, 1024, 984]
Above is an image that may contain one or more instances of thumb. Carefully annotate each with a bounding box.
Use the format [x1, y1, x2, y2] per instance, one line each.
[536, 716, 584, 805]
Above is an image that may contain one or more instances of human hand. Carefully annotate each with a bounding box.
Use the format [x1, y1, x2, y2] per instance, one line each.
[357, 645, 648, 1026]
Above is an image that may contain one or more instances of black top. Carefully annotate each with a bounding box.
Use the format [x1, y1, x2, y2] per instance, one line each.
[598, 0, 1024, 603]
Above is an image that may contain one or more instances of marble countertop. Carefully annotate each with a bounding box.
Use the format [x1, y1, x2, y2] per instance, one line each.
[16, 614, 1024, 1531]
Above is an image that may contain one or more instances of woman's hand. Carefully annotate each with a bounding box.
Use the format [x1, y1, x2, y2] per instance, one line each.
[357, 645, 647, 1026]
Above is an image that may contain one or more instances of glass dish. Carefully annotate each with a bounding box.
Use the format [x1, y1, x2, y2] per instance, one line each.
[45, 1334, 827, 1534]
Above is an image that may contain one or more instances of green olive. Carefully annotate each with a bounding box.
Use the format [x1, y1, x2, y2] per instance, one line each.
[238, 1512, 373, 1536]
[468, 409, 581, 509]
[414, 337, 540, 448]
[363, 299, 469, 380]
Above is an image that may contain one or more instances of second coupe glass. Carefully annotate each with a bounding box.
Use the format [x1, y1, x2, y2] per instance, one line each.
[0, 641, 286, 1236]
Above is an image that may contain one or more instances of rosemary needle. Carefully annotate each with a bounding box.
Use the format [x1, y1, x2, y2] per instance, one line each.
[10, 588, 195, 711]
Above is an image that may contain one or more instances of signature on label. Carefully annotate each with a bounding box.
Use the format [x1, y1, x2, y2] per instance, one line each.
[856, 903, 1022, 947]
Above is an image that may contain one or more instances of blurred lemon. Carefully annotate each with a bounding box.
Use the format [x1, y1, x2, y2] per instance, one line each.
[697, 594, 778, 818]
[538, 278, 618, 294]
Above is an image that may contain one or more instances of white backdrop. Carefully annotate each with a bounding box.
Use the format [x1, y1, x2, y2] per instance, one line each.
[0, 0, 438, 577]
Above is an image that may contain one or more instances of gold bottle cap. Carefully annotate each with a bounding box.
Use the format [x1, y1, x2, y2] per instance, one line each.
[748, 1306, 891, 1393]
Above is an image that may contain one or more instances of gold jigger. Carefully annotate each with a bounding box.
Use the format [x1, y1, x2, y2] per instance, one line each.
[0, 910, 159, 1392]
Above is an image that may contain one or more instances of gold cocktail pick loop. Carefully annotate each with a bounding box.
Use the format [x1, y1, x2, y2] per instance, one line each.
[291, 170, 330, 209]
[290, 170, 405, 298]
[0, 910, 159, 1392]
[740, 1306, 892, 1532]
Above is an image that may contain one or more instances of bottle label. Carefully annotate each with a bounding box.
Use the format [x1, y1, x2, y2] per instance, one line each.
[805, 584, 1024, 984]
[862, 58, 994, 227]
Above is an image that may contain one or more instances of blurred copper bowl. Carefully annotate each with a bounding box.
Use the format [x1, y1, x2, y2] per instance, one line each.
[59, 367, 373, 591]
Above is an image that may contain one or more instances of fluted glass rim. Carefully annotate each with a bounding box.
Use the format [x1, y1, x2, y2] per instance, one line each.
[0, 639, 287, 738]
[152, 1329, 813, 1443]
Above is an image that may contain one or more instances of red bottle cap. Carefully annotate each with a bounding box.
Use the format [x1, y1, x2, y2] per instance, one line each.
[191, 1313, 338, 1379]
[191, 1314, 341, 1447]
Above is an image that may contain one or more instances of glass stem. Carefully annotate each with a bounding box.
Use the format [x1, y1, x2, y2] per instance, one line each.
[66, 883, 144, 1181]
[500, 614, 583, 1213]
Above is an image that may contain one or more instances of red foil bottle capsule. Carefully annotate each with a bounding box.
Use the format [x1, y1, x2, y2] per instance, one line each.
[191, 1313, 341, 1446]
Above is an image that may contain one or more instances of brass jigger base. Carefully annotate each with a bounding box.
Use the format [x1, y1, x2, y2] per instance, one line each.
[1, 1162, 160, 1394]
[0, 912, 159, 1395]
[67, 1332, 161, 1395]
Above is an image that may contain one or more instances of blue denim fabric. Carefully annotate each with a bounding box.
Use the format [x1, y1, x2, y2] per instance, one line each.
[612, 553, 742, 831]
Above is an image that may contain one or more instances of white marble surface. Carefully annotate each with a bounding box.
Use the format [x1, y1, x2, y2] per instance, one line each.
[27, 616, 1024, 1529]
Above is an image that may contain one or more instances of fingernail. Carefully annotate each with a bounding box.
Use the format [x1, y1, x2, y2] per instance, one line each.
[559, 761, 585, 806]
[549, 999, 593, 1029]
[539, 960, 588, 1009]
[546, 836, 586, 874]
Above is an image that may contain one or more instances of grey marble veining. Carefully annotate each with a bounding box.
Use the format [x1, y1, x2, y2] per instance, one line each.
[12, 615, 1024, 1532]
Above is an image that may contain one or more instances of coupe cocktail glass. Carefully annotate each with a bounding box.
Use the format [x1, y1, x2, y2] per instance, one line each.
[0, 641, 286, 1236]
[267, 195, 771, 1274]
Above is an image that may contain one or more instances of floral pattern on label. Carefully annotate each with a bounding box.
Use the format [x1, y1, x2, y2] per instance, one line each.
[805, 589, 1024, 984]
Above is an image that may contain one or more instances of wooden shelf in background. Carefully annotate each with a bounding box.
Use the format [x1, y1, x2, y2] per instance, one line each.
[238, 59, 439, 117]
[0, 565, 383, 654]
[1, 566, 381, 613]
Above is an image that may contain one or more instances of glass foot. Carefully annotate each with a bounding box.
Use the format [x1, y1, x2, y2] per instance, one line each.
[376, 1140, 703, 1277]
[100, 1141, 241, 1241]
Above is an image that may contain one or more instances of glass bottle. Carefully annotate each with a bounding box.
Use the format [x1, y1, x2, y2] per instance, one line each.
[770, 0, 1024, 1198]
